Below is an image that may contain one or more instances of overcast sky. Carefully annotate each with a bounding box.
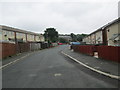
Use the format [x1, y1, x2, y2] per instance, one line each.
[0, 0, 119, 34]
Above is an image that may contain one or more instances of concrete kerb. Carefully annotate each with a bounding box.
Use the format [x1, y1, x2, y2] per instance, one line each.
[0, 52, 31, 70]
[61, 51, 120, 80]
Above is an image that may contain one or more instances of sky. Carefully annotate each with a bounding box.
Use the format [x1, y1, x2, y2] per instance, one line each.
[0, 0, 119, 34]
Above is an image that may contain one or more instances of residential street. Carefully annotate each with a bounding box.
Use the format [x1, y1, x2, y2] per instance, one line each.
[2, 45, 119, 88]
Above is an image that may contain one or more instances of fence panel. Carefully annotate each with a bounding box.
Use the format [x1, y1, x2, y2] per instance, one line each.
[0, 43, 2, 59]
[72, 45, 94, 56]
[1, 42, 16, 58]
[72, 45, 120, 63]
[16, 42, 30, 53]
[98, 46, 120, 62]
[30, 42, 41, 51]
[1, 42, 43, 59]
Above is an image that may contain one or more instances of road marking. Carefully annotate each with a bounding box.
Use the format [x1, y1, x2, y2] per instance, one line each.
[61, 51, 120, 80]
[0, 47, 55, 70]
[54, 73, 62, 77]
[0, 53, 31, 70]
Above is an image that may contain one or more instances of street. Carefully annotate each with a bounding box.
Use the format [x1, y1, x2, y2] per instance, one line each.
[2, 45, 118, 88]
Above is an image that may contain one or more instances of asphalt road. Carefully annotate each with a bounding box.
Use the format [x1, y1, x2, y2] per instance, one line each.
[2, 45, 119, 88]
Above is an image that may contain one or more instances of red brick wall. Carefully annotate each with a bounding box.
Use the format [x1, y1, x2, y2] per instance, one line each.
[0, 42, 16, 59]
[0, 42, 30, 59]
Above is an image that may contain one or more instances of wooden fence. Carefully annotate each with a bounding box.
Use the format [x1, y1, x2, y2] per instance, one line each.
[0, 42, 57, 59]
[72, 45, 120, 63]
[72, 45, 94, 56]
[97, 46, 120, 62]
[0, 42, 16, 59]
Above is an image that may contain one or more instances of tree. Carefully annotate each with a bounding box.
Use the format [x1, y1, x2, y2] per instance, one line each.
[76, 34, 87, 42]
[44, 28, 58, 43]
[70, 33, 88, 42]
[70, 33, 74, 40]
[59, 38, 68, 43]
[70, 33, 77, 42]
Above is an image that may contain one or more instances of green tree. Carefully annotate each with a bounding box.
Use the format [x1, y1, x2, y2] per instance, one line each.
[44, 28, 58, 43]
[70, 33, 77, 42]
[70, 33, 88, 42]
[70, 33, 74, 39]
[59, 38, 68, 43]
[76, 34, 88, 42]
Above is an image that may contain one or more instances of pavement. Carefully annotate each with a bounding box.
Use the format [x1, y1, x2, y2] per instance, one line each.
[62, 45, 120, 78]
[2, 45, 120, 88]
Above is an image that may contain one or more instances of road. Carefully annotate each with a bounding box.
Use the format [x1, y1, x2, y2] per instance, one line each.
[2, 45, 118, 88]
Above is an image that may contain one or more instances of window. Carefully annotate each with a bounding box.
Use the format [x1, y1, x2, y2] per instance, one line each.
[109, 34, 120, 41]
[16, 32, 26, 42]
[27, 34, 34, 41]
[1, 30, 15, 43]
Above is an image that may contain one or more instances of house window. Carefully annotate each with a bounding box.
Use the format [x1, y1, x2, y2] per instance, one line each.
[109, 34, 120, 41]
[2, 30, 15, 43]
[16, 32, 26, 42]
[36, 36, 40, 41]
[27, 34, 34, 41]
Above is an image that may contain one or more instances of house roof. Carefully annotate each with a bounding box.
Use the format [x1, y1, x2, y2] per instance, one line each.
[83, 17, 120, 39]
[59, 34, 71, 36]
[0, 25, 42, 36]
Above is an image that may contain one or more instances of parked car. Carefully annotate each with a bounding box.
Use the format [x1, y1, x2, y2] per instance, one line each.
[70, 42, 81, 50]
[70, 42, 81, 45]
[58, 43, 63, 45]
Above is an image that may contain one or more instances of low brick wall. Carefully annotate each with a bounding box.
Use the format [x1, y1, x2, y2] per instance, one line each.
[0, 42, 50, 59]
[0, 42, 30, 59]
[0, 42, 16, 59]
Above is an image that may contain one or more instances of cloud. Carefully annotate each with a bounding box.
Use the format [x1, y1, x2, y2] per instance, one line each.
[0, 1, 119, 34]
[0, 0, 119, 3]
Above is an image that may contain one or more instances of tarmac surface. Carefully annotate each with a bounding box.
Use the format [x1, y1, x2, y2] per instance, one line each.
[2, 45, 119, 88]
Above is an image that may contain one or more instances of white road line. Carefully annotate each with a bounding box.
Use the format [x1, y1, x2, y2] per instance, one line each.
[0, 53, 30, 70]
[0, 48, 50, 70]
[61, 51, 120, 80]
